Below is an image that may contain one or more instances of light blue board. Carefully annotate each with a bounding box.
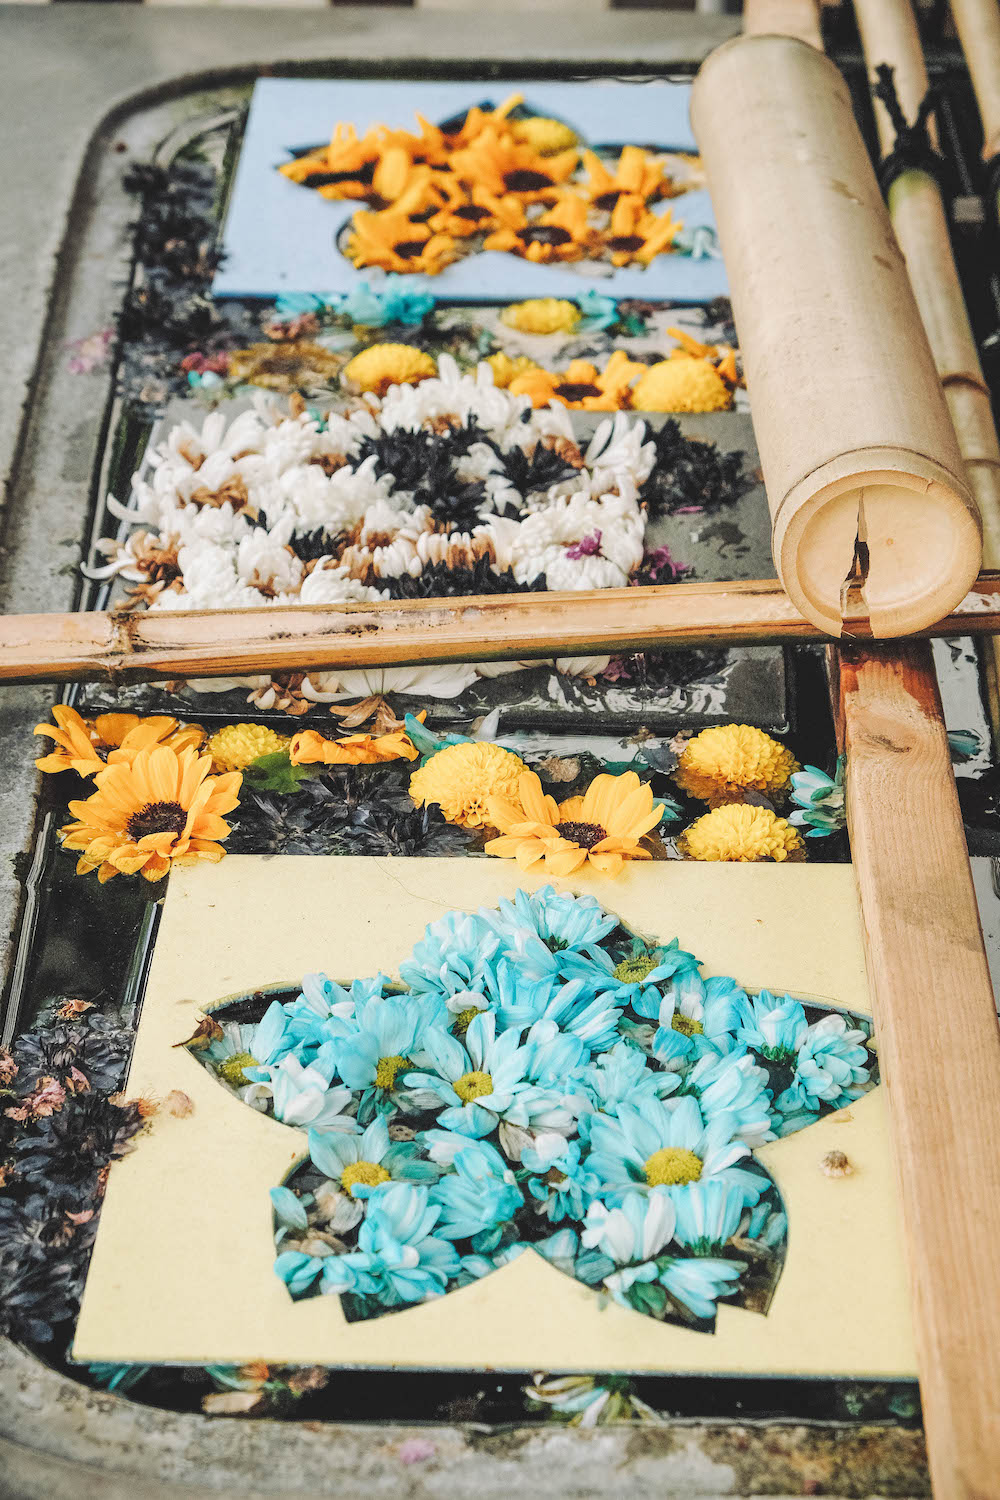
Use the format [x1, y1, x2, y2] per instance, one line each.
[213, 78, 728, 303]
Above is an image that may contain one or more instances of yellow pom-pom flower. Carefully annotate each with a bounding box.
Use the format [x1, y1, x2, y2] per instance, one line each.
[674, 725, 799, 807]
[207, 723, 290, 773]
[631, 357, 732, 413]
[511, 118, 579, 155]
[679, 804, 804, 863]
[486, 351, 540, 389]
[342, 343, 437, 397]
[500, 298, 581, 336]
[409, 742, 527, 828]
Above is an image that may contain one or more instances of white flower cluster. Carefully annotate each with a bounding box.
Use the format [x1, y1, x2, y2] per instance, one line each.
[91, 358, 659, 704]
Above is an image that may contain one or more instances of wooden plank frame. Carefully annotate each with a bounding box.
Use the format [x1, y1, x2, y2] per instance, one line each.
[5, 571, 1000, 686]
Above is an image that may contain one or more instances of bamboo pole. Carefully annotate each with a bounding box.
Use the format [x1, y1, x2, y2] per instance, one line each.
[835, 641, 1000, 1500]
[5, 574, 1000, 687]
[950, 0, 1000, 161]
[691, 35, 982, 639]
[854, 0, 1000, 736]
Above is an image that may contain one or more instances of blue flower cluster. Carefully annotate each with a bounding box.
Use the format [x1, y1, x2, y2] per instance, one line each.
[196, 888, 874, 1328]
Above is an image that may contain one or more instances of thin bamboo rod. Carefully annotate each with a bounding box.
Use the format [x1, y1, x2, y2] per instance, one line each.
[4, 574, 1000, 687]
[835, 642, 1000, 1500]
[854, 0, 1000, 734]
[950, 0, 1000, 160]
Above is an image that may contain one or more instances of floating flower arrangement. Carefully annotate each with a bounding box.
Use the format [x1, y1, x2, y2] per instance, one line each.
[280, 95, 709, 278]
[186, 886, 875, 1328]
[88, 362, 749, 710]
[36, 709, 833, 877]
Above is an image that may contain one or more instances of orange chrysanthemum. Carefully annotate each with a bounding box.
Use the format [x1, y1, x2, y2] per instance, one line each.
[485, 770, 664, 878]
[59, 744, 241, 883]
[289, 728, 419, 767]
[34, 705, 205, 778]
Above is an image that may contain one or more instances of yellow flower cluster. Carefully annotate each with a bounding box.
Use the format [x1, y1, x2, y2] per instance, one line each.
[675, 725, 799, 807]
[280, 95, 690, 276]
[409, 742, 526, 829]
[208, 723, 290, 773]
[342, 343, 437, 396]
[679, 805, 803, 863]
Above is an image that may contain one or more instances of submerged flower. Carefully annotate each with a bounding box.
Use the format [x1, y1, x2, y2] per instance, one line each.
[289, 727, 418, 767]
[632, 358, 732, 414]
[788, 759, 846, 838]
[485, 770, 664, 877]
[409, 741, 527, 828]
[342, 344, 437, 397]
[59, 744, 241, 883]
[675, 726, 799, 807]
[679, 805, 803, 863]
[207, 723, 290, 773]
[318, 1183, 461, 1307]
[500, 298, 580, 335]
[34, 706, 204, 777]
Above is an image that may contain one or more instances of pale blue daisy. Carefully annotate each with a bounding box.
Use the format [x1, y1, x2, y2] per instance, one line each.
[430, 1138, 521, 1249]
[646, 970, 745, 1070]
[307, 1116, 439, 1201]
[398, 911, 501, 1000]
[571, 1041, 680, 1130]
[775, 1013, 872, 1117]
[402, 1012, 532, 1137]
[684, 1049, 774, 1146]
[669, 1180, 747, 1255]
[330, 993, 443, 1119]
[319, 1184, 461, 1308]
[658, 1255, 744, 1320]
[736, 990, 808, 1063]
[523, 1135, 601, 1223]
[585, 1095, 764, 1206]
[482, 886, 617, 957]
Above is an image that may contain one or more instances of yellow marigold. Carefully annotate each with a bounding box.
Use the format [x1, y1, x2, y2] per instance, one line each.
[485, 770, 664, 878]
[631, 357, 732, 413]
[59, 744, 241, 884]
[207, 723, 290, 774]
[290, 727, 419, 767]
[342, 344, 437, 397]
[34, 705, 204, 778]
[674, 725, 799, 807]
[486, 351, 540, 389]
[678, 804, 804, 863]
[409, 742, 526, 828]
[500, 298, 580, 336]
[511, 117, 579, 156]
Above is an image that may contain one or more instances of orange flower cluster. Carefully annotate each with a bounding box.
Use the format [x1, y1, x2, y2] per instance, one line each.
[279, 94, 688, 276]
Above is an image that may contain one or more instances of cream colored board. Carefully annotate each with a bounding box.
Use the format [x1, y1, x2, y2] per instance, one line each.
[73, 857, 916, 1375]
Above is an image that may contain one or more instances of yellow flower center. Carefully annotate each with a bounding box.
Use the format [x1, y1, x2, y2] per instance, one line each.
[454, 1070, 494, 1103]
[217, 1051, 259, 1088]
[644, 1147, 703, 1187]
[613, 954, 658, 984]
[341, 1160, 392, 1197]
[671, 1015, 704, 1038]
[453, 1007, 481, 1036]
[126, 800, 187, 840]
[374, 1054, 410, 1090]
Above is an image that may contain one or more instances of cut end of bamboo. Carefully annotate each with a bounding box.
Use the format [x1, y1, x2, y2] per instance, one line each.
[775, 451, 983, 637]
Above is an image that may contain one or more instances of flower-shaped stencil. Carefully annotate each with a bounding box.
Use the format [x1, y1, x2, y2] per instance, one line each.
[184, 886, 876, 1331]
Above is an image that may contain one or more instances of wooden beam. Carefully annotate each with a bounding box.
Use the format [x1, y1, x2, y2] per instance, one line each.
[5, 573, 1000, 687]
[836, 642, 1000, 1500]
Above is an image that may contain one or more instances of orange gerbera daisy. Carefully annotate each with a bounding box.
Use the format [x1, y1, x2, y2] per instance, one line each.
[581, 145, 666, 212]
[288, 727, 419, 767]
[510, 350, 646, 411]
[34, 705, 205, 778]
[485, 770, 664, 877]
[59, 744, 241, 884]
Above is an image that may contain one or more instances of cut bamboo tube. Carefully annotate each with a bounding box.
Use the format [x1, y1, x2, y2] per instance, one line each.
[691, 36, 982, 638]
[950, 0, 1000, 160]
[835, 640, 1000, 1500]
[741, 0, 822, 48]
[4, 574, 1000, 687]
[854, 0, 1000, 734]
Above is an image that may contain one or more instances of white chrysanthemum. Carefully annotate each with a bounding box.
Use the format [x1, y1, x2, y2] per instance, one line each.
[235, 527, 304, 596]
[309, 664, 480, 700]
[297, 567, 388, 607]
[555, 656, 612, 677]
[150, 540, 272, 611]
[157, 409, 266, 473]
[511, 493, 644, 589]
